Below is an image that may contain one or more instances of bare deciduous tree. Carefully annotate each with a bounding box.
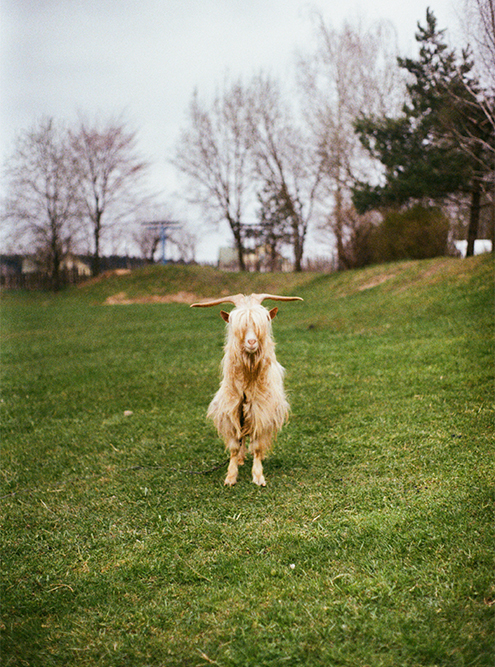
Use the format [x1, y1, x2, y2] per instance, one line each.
[133, 225, 161, 263]
[174, 83, 253, 270]
[3, 118, 79, 289]
[463, 0, 495, 90]
[248, 74, 324, 271]
[168, 224, 198, 263]
[460, 0, 495, 252]
[70, 116, 149, 276]
[298, 17, 404, 269]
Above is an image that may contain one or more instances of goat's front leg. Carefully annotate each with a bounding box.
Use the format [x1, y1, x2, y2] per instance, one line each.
[251, 439, 268, 487]
[237, 439, 246, 466]
[224, 438, 242, 486]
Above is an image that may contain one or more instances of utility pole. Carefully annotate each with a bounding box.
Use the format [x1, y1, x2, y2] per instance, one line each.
[141, 220, 180, 264]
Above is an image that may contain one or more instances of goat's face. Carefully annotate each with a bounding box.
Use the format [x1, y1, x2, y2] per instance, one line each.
[222, 304, 278, 356]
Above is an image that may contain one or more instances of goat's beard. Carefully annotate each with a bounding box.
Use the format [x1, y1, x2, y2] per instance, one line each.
[243, 345, 261, 361]
[238, 343, 264, 373]
[225, 336, 273, 377]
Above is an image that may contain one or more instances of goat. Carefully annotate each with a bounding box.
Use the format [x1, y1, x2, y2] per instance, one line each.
[191, 293, 302, 486]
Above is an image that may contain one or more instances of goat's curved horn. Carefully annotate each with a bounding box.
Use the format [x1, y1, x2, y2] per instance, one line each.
[190, 293, 245, 308]
[253, 294, 304, 304]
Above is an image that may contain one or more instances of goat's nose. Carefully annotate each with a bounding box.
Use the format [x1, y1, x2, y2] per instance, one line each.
[247, 338, 256, 346]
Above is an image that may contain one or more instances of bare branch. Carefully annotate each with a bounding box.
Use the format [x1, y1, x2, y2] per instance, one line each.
[173, 83, 254, 270]
[3, 118, 81, 288]
[70, 115, 149, 275]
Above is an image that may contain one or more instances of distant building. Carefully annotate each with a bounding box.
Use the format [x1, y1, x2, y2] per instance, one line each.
[218, 245, 292, 272]
[17, 253, 92, 277]
[453, 239, 492, 257]
[62, 253, 92, 277]
[0, 253, 147, 289]
[21, 256, 41, 274]
[218, 247, 239, 271]
[0, 254, 21, 272]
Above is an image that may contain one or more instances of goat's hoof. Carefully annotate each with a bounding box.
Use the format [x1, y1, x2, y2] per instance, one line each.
[252, 475, 266, 487]
[224, 476, 237, 486]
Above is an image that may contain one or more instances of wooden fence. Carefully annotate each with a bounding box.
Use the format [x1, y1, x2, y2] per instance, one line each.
[0, 269, 87, 291]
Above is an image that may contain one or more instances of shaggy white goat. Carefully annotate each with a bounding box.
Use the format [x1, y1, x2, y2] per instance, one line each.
[191, 293, 302, 486]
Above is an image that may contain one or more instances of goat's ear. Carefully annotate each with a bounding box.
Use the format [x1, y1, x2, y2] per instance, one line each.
[220, 310, 230, 323]
[269, 307, 278, 320]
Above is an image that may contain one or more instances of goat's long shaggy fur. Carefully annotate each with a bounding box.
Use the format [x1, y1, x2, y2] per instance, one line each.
[192, 293, 301, 486]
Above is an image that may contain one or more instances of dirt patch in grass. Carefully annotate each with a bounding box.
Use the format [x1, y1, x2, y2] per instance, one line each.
[345, 257, 477, 297]
[104, 290, 199, 305]
[79, 269, 132, 287]
[334, 264, 406, 297]
[357, 275, 393, 291]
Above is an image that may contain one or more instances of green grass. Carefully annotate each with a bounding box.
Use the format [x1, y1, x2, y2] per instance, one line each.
[1, 255, 493, 666]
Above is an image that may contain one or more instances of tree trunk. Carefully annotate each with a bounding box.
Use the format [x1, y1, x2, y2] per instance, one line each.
[270, 243, 277, 272]
[231, 222, 246, 271]
[92, 248, 100, 277]
[293, 247, 303, 271]
[48, 215, 63, 291]
[92, 211, 102, 276]
[334, 183, 348, 271]
[291, 218, 303, 272]
[489, 183, 495, 254]
[466, 178, 481, 257]
[51, 240, 62, 292]
[236, 243, 246, 271]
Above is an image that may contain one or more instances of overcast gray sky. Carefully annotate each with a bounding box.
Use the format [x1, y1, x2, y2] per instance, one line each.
[1, 0, 459, 260]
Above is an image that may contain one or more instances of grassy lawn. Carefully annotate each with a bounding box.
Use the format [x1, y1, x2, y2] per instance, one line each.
[1, 255, 493, 666]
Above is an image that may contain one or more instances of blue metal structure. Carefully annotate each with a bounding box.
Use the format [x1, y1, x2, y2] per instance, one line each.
[141, 220, 180, 264]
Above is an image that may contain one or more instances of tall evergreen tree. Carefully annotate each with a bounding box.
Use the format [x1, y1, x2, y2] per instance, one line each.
[256, 185, 295, 271]
[353, 10, 494, 256]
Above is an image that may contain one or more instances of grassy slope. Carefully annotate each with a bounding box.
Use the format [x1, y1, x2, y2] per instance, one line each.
[74, 262, 320, 303]
[1, 255, 493, 666]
